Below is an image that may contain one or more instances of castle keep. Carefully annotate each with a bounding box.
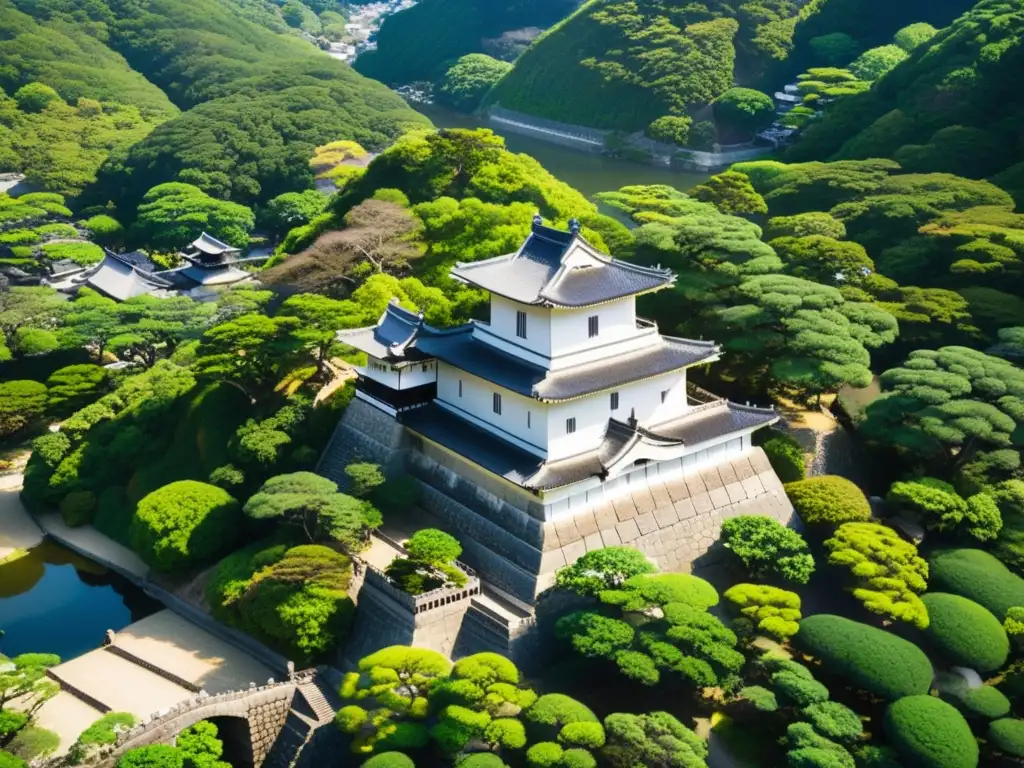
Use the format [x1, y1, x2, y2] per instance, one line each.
[321, 217, 794, 611]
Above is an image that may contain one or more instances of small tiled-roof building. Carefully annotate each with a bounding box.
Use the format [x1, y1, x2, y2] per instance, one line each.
[325, 216, 792, 608]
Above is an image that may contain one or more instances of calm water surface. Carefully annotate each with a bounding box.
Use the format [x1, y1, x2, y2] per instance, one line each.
[0, 541, 159, 660]
[412, 102, 712, 201]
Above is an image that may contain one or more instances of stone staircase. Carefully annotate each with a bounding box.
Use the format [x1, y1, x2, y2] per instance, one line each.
[316, 398, 407, 491]
[263, 675, 340, 767]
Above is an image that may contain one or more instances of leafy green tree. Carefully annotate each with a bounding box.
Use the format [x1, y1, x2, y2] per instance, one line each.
[784, 722, 855, 768]
[116, 745, 184, 768]
[769, 236, 873, 286]
[193, 313, 302, 400]
[243, 472, 380, 550]
[130, 480, 240, 571]
[277, 293, 353, 377]
[761, 431, 807, 483]
[0, 380, 48, 439]
[825, 522, 929, 628]
[110, 295, 216, 368]
[602, 712, 707, 768]
[176, 721, 230, 768]
[720, 515, 815, 584]
[0, 653, 60, 748]
[716, 274, 897, 401]
[66, 712, 136, 764]
[130, 183, 255, 251]
[556, 573, 740, 689]
[345, 462, 386, 499]
[437, 54, 512, 112]
[690, 172, 767, 218]
[764, 212, 846, 240]
[554, 547, 657, 596]
[13, 83, 61, 113]
[713, 88, 775, 140]
[893, 23, 937, 52]
[645, 116, 692, 146]
[849, 45, 908, 81]
[45, 365, 108, 418]
[3, 726, 59, 761]
[724, 583, 802, 640]
[802, 702, 863, 744]
[860, 347, 1024, 475]
[0, 286, 66, 355]
[337, 646, 452, 753]
[80, 214, 125, 248]
[429, 654, 537, 754]
[808, 33, 860, 65]
[260, 191, 328, 240]
[387, 529, 467, 594]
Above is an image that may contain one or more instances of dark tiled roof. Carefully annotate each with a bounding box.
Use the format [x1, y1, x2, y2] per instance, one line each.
[451, 221, 673, 308]
[402, 398, 777, 493]
[190, 232, 237, 256]
[85, 253, 173, 301]
[645, 401, 779, 444]
[417, 330, 719, 402]
[117, 250, 158, 272]
[336, 302, 431, 362]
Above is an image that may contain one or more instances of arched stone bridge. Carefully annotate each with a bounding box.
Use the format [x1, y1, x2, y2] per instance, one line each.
[87, 671, 337, 768]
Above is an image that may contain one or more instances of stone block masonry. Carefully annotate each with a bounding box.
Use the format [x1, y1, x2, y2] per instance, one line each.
[317, 398, 408, 490]
[411, 446, 794, 603]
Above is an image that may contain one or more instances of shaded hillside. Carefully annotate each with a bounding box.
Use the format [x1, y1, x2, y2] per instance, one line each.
[768, 0, 977, 86]
[483, 0, 830, 132]
[354, 0, 579, 85]
[0, 0, 177, 119]
[786, 0, 1024, 206]
[0, 0, 430, 208]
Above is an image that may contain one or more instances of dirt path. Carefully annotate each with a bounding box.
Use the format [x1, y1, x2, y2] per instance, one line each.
[0, 474, 43, 562]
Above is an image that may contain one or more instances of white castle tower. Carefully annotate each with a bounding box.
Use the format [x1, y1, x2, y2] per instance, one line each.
[329, 216, 791, 608]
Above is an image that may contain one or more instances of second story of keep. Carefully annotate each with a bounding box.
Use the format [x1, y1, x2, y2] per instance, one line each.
[451, 216, 675, 370]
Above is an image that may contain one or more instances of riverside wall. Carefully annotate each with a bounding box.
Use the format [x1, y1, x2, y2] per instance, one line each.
[484, 105, 772, 171]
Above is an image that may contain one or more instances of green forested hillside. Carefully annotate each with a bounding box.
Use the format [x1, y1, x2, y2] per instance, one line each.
[487, 0, 741, 131]
[0, 0, 429, 208]
[787, 0, 1024, 205]
[354, 0, 579, 85]
[0, 0, 177, 119]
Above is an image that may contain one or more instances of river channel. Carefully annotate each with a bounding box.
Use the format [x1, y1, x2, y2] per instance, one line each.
[411, 102, 712, 201]
[0, 541, 159, 660]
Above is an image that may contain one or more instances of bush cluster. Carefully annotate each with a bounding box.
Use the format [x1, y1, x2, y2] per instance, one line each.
[884, 695, 978, 768]
[929, 548, 1024, 619]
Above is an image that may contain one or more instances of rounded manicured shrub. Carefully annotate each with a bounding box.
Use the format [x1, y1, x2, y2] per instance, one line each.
[526, 742, 563, 768]
[801, 701, 863, 743]
[929, 549, 1024, 620]
[361, 753, 415, 768]
[884, 695, 978, 768]
[761, 431, 806, 482]
[130, 480, 240, 571]
[989, 718, 1024, 757]
[796, 615, 933, 700]
[920, 593, 1009, 673]
[957, 686, 1010, 720]
[785, 476, 871, 527]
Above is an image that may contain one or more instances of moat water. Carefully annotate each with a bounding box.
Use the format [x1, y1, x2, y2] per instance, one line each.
[0, 541, 159, 660]
[411, 102, 712, 201]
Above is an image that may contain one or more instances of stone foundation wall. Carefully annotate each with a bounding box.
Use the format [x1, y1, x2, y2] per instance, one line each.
[249, 698, 292, 765]
[412, 447, 795, 601]
[538, 448, 796, 579]
[317, 398, 408, 490]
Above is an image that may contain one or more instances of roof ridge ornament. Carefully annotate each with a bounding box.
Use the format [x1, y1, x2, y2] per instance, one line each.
[569, 217, 581, 235]
[532, 212, 543, 228]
